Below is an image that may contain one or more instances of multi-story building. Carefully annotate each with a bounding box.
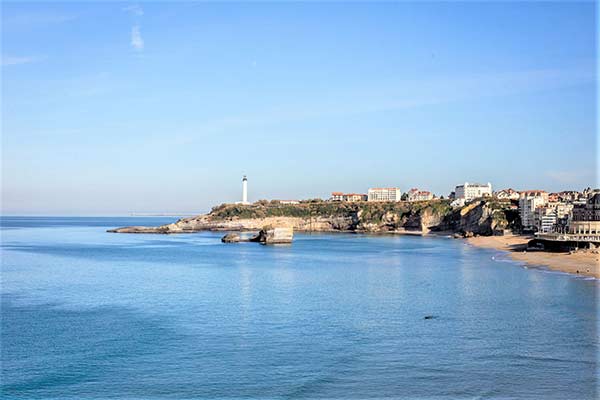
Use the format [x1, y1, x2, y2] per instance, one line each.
[454, 182, 492, 202]
[534, 203, 572, 233]
[406, 188, 434, 202]
[519, 190, 548, 231]
[368, 188, 402, 202]
[495, 188, 520, 200]
[555, 191, 580, 203]
[330, 192, 367, 202]
[569, 193, 600, 234]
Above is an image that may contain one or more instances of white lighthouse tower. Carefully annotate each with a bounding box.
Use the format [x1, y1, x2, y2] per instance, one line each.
[242, 175, 249, 204]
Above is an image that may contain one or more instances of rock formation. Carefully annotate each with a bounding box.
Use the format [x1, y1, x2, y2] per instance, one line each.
[109, 199, 517, 237]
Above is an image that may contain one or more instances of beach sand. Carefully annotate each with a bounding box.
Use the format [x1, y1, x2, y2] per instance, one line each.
[467, 234, 600, 279]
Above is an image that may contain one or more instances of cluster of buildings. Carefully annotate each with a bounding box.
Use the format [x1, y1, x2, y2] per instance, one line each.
[518, 188, 599, 236]
[238, 176, 598, 240]
[330, 188, 433, 203]
[330, 182, 487, 205]
[329, 180, 599, 237]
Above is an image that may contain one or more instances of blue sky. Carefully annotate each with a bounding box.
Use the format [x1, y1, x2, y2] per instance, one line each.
[2, 1, 597, 215]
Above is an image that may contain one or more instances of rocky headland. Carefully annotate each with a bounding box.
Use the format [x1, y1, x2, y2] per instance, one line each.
[109, 199, 518, 236]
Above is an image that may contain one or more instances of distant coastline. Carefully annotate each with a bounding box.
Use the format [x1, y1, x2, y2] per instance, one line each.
[108, 199, 599, 279]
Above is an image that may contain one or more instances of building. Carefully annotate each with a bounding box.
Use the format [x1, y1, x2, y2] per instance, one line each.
[345, 193, 368, 202]
[331, 192, 344, 201]
[368, 188, 402, 202]
[519, 190, 548, 231]
[406, 188, 434, 202]
[495, 188, 520, 200]
[569, 193, 600, 234]
[555, 191, 580, 203]
[330, 192, 367, 202]
[278, 200, 300, 205]
[454, 182, 492, 202]
[534, 203, 572, 233]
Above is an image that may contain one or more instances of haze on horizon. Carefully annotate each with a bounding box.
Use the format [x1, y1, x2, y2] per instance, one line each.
[1, 1, 597, 215]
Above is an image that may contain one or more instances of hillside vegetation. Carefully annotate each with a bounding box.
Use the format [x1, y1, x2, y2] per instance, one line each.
[208, 198, 518, 235]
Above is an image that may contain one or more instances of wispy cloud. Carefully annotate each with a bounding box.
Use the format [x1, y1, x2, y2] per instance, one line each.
[122, 5, 144, 17]
[124, 4, 144, 51]
[1, 55, 38, 67]
[546, 170, 596, 186]
[2, 13, 76, 31]
[166, 63, 596, 146]
[131, 25, 144, 51]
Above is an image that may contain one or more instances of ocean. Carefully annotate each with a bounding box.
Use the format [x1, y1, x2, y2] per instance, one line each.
[1, 217, 597, 399]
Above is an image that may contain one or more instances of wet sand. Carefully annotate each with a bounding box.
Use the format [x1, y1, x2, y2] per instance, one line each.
[467, 234, 599, 279]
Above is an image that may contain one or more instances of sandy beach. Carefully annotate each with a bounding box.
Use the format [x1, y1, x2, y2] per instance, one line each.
[467, 234, 599, 279]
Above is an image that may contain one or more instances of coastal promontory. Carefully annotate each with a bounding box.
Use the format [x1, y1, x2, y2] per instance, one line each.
[109, 199, 518, 236]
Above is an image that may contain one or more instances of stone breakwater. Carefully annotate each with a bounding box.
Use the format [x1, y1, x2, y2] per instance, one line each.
[108, 199, 518, 236]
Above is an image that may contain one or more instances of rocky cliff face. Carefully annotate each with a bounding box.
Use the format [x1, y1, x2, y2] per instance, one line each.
[109, 199, 515, 236]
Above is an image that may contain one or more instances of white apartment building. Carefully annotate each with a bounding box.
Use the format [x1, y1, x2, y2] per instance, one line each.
[368, 188, 402, 202]
[534, 202, 573, 233]
[519, 190, 548, 231]
[454, 182, 493, 202]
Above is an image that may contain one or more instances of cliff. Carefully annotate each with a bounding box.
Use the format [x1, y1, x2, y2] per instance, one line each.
[109, 199, 518, 236]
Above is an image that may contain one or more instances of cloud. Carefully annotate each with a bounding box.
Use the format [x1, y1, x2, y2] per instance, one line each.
[2, 13, 76, 31]
[131, 25, 144, 51]
[123, 5, 144, 17]
[546, 170, 596, 186]
[124, 5, 144, 51]
[1, 56, 37, 66]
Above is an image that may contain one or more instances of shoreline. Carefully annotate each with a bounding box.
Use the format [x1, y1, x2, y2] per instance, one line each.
[466, 234, 599, 279]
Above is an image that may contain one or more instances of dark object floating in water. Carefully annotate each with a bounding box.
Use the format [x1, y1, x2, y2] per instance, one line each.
[423, 315, 438, 320]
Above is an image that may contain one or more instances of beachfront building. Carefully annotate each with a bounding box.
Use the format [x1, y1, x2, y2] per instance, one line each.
[569, 193, 600, 234]
[368, 188, 402, 202]
[534, 203, 573, 233]
[406, 188, 434, 202]
[454, 182, 492, 202]
[495, 188, 520, 200]
[519, 190, 548, 231]
[533, 202, 573, 233]
[330, 192, 367, 202]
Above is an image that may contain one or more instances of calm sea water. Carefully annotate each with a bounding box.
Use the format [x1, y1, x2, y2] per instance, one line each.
[1, 217, 598, 399]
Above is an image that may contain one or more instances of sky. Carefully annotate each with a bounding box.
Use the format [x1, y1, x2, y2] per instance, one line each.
[1, 1, 598, 215]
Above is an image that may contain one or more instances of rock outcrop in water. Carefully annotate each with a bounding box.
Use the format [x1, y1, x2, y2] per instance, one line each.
[221, 233, 241, 243]
[109, 199, 518, 236]
[221, 227, 294, 244]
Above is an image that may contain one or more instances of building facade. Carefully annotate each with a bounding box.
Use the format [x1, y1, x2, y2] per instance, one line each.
[367, 188, 402, 202]
[454, 182, 492, 202]
[519, 190, 548, 231]
[331, 192, 367, 202]
[406, 188, 434, 202]
[569, 193, 600, 234]
[495, 188, 520, 200]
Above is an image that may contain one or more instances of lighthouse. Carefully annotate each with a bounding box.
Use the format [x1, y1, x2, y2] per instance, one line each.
[242, 175, 248, 204]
